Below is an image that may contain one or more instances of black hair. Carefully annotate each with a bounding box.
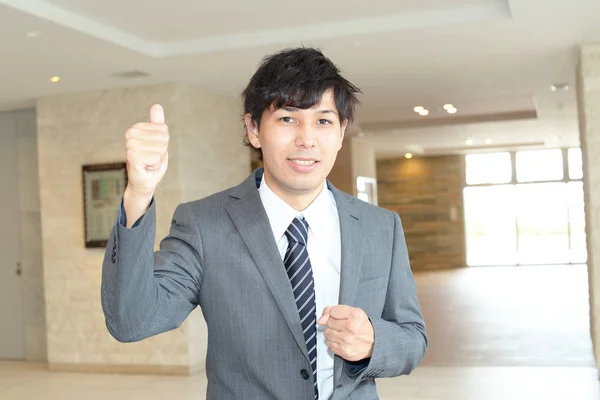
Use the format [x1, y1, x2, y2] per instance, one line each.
[241, 47, 361, 160]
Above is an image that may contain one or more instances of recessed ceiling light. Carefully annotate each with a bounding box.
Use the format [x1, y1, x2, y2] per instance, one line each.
[414, 106, 424, 113]
[443, 104, 454, 110]
[405, 153, 413, 159]
[49, 76, 60, 83]
[446, 107, 457, 114]
[419, 109, 429, 116]
[484, 138, 493, 144]
[466, 139, 474, 146]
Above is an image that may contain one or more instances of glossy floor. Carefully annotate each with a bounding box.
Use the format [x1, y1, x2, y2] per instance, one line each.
[1, 265, 598, 399]
[416, 264, 594, 367]
[0, 362, 597, 400]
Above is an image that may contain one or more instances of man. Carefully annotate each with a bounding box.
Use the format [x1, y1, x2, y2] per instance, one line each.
[101, 47, 427, 400]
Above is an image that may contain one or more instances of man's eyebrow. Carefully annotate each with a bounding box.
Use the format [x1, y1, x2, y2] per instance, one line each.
[280, 106, 338, 115]
[318, 109, 338, 115]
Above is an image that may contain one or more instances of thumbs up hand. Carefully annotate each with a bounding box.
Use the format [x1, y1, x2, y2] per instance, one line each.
[124, 104, 170, 200]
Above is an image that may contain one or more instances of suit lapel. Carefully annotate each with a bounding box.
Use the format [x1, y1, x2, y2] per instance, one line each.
[333, 187, 363, 308]
[226, 170, 310, 363]
[329, 184, 365, 386]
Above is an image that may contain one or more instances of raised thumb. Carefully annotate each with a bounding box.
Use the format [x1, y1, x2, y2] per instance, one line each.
[149, 104, 165, 124]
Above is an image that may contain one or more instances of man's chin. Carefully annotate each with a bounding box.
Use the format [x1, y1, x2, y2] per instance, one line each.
[284, 178, 326, 193]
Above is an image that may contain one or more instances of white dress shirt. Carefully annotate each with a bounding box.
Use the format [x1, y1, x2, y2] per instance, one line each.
[259, 177, 341, 400]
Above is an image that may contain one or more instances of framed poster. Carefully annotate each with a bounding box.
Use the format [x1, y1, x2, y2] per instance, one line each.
[82, 162, 128, 248]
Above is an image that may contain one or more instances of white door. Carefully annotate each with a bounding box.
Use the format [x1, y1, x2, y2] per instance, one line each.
[0, 112, 25, 359]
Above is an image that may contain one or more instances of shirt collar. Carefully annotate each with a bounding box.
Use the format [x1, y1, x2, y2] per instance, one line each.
[258, 176, 333, 242]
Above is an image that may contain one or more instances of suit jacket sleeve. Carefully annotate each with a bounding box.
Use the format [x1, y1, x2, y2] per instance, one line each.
[101, 198, 203, 342]
[344, 211, 428, 380]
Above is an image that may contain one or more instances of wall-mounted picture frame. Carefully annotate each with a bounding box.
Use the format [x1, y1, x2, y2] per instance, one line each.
[82, 162, 128, 248]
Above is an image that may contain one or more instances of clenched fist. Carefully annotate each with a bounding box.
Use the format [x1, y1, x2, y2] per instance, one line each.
[318, 305, 375, 362]
[123, 104, 169, 228]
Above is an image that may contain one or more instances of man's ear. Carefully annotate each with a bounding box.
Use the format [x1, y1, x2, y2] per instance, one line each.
[338, 119, 349, 150]
[245, 113, 261, 149]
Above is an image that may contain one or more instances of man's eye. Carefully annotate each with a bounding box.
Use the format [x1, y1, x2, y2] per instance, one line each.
[280, 117, 294, 123]
[318, 119, 332, 125]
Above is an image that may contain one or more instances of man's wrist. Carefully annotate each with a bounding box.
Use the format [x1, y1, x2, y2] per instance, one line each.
[123, 187, 153, 228]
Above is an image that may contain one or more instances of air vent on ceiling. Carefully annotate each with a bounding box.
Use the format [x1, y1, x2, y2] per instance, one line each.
[112, 70, 150, 79]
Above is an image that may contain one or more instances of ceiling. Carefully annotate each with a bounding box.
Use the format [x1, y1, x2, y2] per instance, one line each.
[1, 0, 599, 158]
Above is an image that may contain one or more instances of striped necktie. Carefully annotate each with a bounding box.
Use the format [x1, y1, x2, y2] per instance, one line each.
[284, 217, 319, 400]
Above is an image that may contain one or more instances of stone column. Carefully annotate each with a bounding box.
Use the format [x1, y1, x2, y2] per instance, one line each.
[578, 43, 600, 371]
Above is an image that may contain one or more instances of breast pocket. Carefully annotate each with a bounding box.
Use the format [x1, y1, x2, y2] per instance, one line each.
[357, 276, 387, 294]
[354, 276, 387, 316]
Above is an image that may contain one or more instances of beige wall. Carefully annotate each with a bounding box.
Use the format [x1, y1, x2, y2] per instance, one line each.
[577, 43, 600, 370]
[37, 83, 248, 374]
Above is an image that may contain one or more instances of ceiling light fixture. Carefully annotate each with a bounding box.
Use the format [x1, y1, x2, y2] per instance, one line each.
[405, 153, 413, 159]
[466, 139, 474, 146]
[414, 106, 424, 113]
[49, 76, 60, 83]
[418, 109, 429, 116]
[443, 104, 458, 114]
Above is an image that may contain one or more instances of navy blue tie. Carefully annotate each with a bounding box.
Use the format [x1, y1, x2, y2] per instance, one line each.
[284, 217, 319, 400]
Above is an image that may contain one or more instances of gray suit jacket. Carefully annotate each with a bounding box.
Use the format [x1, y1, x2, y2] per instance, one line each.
[101, 168, 427, 399]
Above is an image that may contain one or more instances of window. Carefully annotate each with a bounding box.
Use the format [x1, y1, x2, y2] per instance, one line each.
[516, 149, 563, 182]
[515, 183, 570, 264]
[464, 185, 517, 266]
[464, 148, 585, 266]
[567, 181, 587, 263]
[568, 148, 583, 180]
[465, 152, 511, 185]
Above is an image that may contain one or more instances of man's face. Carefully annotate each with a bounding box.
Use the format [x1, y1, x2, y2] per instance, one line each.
[245, 89, 347, 203]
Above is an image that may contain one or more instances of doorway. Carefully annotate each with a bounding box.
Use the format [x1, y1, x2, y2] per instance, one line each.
[0, 112, 25, 359]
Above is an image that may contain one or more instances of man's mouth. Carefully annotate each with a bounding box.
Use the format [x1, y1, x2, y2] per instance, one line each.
[289, 159, 318, 166]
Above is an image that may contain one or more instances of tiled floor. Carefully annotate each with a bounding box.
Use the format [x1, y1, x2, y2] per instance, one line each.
[0, 362, 597, 400]
[416, 264, 594, 367]
[1, 265, 598, 399]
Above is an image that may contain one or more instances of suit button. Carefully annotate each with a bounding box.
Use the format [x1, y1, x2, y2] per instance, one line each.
[300, 369, 310, 380]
